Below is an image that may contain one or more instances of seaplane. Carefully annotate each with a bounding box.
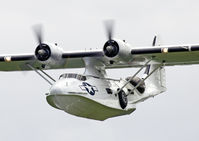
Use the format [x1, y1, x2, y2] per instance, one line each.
[1, 22, 199, 121]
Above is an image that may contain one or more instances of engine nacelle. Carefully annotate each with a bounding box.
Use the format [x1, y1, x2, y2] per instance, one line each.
[103, 39, 132, 63]
[35, 43, 64, 67]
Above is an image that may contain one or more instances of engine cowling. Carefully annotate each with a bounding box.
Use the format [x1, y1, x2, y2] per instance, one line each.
[35, 43, 64, 67]
[103, 39, 131, 63]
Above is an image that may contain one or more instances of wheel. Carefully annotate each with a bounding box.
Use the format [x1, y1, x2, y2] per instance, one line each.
[118, 90, 128, 109]
[125, 76, 146, 94]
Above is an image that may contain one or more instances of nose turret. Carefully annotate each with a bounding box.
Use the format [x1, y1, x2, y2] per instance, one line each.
[49, 77, 84, 95]
[50, 79, 66, 95]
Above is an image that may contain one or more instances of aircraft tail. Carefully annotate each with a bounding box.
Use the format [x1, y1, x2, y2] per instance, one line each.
[143, 35, 166, 95]
[143, 63, 166, 95]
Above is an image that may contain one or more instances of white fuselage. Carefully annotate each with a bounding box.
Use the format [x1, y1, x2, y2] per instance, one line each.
[46, 71, 164, 120]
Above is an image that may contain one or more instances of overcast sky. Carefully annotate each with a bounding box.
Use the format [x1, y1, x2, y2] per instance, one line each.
[0, 0, 199, 141]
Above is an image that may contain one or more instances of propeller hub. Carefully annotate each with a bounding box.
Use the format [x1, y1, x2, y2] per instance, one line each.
[38, 49, 46, 56]
[106, 46, 114, 53]
[103, 40, 119, 58]
[35, 44, 51, 61]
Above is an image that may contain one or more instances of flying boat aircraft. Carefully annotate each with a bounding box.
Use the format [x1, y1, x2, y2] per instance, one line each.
[1, 23, 199, 120]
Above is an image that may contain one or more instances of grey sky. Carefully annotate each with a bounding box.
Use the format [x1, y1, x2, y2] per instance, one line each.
[0, 0, 199, 140]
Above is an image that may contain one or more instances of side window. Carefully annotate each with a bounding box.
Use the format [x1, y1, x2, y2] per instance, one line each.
[59, 73, 87, 81]
[106, 88, 112, 94]
[81, 76, 86, 81]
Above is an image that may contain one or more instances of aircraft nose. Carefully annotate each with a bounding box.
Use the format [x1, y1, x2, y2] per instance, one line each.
[50, 80, 65, 94]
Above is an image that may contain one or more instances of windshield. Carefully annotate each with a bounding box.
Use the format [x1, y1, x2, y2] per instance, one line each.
[59, 73, 86, 81]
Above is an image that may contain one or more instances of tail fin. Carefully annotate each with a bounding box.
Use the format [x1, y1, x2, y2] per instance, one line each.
[144, 35, 162, 77]
[152, 35, 161, 46]
[142, 35, 166, 95]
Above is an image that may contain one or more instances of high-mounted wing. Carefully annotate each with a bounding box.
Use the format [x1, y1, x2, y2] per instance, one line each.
[0, 54, 35, 71]
[0, 50, 103, 71]
[1, 23, 199, 72]
[131, 44, 199, 66]
[2, 43, 199, 71]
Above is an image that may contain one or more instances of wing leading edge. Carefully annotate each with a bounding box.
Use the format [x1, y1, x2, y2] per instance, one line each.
[0, 50, 103, 71]
[131, 44, 199, 66]
[1, 44, 199, 71]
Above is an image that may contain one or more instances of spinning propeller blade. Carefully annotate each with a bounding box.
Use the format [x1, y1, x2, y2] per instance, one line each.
[33, 24, 43, 46]
[33, 25, 51, 61]
[104, 20, 115, 40]
[103, 20, 120, 58]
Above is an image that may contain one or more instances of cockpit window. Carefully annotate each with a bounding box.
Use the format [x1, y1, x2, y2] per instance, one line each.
[59, 73, 86, 81]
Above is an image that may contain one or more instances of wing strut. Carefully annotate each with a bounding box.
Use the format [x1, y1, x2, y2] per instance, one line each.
[38, 69, 56, 82]
[116, 58, 153, 95]
[26, 64, 55, 85]
[127, 64, 162, 96]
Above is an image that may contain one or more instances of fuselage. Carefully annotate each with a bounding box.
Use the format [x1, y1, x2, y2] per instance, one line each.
[46, 73, 136, 120]
[46, 72, 163, 120]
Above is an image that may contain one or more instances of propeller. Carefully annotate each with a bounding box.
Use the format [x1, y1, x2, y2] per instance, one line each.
[103, 20, 119, 58]
[33, 24, 51, 61]
[104, 20, 114, 41]
[33, 24, 43, 46]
